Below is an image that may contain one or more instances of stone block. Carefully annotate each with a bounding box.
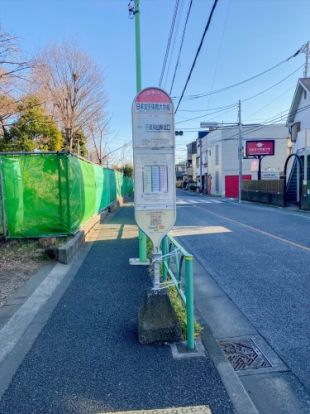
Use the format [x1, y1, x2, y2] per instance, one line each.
[138, 289, 181, 344]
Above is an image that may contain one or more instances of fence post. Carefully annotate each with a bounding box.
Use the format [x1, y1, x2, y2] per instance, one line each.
[0, 159, 7, 239]
[64, 154, 71, 232]
[185, 255, 195, 351]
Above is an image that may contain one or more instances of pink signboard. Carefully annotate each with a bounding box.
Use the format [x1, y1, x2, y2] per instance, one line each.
[245, 140, 275, 157]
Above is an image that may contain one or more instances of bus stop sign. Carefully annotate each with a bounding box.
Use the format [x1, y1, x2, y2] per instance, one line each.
[132, 87, 176, 253]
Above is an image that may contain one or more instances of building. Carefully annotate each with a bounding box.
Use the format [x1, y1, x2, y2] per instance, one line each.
[287, 78, 310, 152]
[175, 161, 187, 187]
[195, 131, 209, 192]
[286, 77, 310, 208]
[186, 141, 197, 182]
[196, 124, 290, 197]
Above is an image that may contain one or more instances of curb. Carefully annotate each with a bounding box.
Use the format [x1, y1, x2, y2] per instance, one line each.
[56, 197, 124, 264]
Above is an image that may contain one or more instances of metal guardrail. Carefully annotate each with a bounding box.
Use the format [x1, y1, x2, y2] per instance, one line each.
[161, 235, 195, 350]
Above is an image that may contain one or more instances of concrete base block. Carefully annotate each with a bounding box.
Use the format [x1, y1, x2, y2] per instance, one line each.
[138, 289, 181, 345]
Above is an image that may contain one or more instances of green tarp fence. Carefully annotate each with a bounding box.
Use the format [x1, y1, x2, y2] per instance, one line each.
[0, 153, 133, 238]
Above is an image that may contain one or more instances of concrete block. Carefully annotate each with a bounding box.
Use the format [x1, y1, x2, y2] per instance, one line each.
[57, 231, 85, 264]
[138, 289, 181, 344]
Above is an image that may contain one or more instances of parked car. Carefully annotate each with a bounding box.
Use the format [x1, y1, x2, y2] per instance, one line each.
[186, 181, 197, 192]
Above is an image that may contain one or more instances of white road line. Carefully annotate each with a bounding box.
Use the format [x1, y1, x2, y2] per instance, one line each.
[199, 200, 212, 204]
[194, 205, 310, 252]
[177, 196, 224, 205]
[176, 199, 190, 205]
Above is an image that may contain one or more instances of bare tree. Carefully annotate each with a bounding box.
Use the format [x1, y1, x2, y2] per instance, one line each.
[32, 42, 107, 152]
[87, 117, 111, 165]
[0, 28, 30, 89]
[0, 28, 31, 138]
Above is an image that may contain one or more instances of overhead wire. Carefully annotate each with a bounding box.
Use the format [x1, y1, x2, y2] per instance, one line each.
[175, 103, 238, 124]
[214, 103, 310, 143]
[242, 64, 303, 103]
[175, 0, 219, 113]
[175, 64, 303, 124]
[159, 0, 181, 88]
[203, 0, 231, 110]
[169, 0, 194, 95]
[176, 46, 303, 101]
[245, 83, 296, 121]
[178, 103, 238, 112]
[163, 0, 185, 90]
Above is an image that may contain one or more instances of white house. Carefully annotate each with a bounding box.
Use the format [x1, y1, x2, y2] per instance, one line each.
[286, 77, 310, 208]
[287, 78, 310, 153]
[197, 124, 289, 197]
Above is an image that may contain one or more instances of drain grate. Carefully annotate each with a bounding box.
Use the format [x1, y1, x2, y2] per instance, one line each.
[219, 338, 272, 371]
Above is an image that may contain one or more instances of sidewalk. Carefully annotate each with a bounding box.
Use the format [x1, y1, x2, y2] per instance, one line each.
[0, 204, 233, 414]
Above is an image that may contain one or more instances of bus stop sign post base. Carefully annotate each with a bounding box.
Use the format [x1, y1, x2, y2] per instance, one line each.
[129, 230, 149, 266]
[152, 251, 161, 291]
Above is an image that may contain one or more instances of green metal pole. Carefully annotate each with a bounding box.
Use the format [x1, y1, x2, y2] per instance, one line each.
[185, 255, 195, 351]
[134, 0, 147, 263]
[134, 0, 142, 92]
[162, 236, 168, 281]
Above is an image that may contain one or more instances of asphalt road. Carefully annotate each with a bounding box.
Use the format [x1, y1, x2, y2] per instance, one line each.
[0, 206, 233, 414]
[175, 190, 310, 393]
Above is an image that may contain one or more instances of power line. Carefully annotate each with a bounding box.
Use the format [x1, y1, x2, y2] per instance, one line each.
[218, 103, 310, 143]
[174, 0, 219, 113]
[159, 0, 180, 88]
[175, 46, 303, 101]
[203, 0, 231, 110]
[175, 64, 302, 124]
[163, 0, 185, 90]
[177, 103, 237, 112]
[243, 64, 303, 103]
[169, 0, 193, 95]
[245, 83, 296, 120]
[175, 103, 237, 124]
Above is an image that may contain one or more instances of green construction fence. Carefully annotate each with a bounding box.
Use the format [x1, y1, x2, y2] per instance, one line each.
[0, 152, 133, 238]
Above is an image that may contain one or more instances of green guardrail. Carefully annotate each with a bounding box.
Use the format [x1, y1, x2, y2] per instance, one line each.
[161, 235, 195, 351]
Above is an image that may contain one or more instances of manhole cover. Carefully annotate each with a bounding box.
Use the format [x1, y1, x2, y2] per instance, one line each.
[219, 338, 272, 371]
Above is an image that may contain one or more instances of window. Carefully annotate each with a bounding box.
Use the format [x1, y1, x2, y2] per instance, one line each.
[306, 129, 310, 147]
[291, 122, 300, 142]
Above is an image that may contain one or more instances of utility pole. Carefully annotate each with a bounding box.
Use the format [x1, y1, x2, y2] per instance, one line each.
[238, 100, 243, 203]
[132, 0, 148, 264]
[303, 41, 310, 77]
[199, 135, 203, 193]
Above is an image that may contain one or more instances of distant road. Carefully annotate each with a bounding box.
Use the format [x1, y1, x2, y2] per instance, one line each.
[175, 190, 310, 391]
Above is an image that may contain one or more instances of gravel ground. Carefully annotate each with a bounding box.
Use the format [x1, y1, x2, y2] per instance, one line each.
[0, 239, 51, 307]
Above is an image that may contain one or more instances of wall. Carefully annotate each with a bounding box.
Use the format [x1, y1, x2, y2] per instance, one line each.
[292, 89, 310, 153]
[203, 124, 289, 196]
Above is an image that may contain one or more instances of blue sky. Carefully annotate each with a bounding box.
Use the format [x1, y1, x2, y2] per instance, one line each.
[2, 0, 310, 162]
